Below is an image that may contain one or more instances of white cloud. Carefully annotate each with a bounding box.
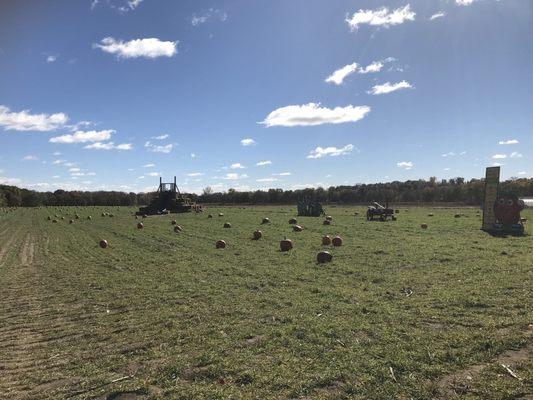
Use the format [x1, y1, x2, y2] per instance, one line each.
[517, 171, 527, 176]
[325, 58, 395, 85]
[0, 105, 68, 131]
[510, 152, 523, 159]
[346, 5, 415, 31]
[257, 178, 278, 183]
[230, 163, 245, 169]
[430, 11, 446, 20]
[493, 162, 505, 167]
[256, 160, 272, 166]
[262, 103, 370, 127]
[307, 144, 354, 159]
[240, 138, 256, 146]
[94, 37, 178, 59]
[151, 144, 173, 153]
[0, 176, 21, 185]
[223, 173, 247, 180]
[145, 141, 173, 153]
[46, 55, 57, 63]
[360, 61, 383, 74]
[397, 161, 414, 170]
[49, 129, 114, 144]
[190, 153, 197, 158]
[325, 63, 359, 85]
[142, 163, 155, 168]
[128, 0, 142, 10]
[52, 159, 65, 165]
[138, 176, 145, 179]
[21, 155, 38, 161]
[442, 151, 466, 157]
[276, 172, 291, 176]
[84, 142, 132, 150]
[191, 8, 227, 26]
[69, 167, 80, 172]
[53, 151, 61, 156]
[187, 172, 204, 177]
[368, 80, 413, 95]
[147, 172, 160, 177]
[456, 0, 475, 5]
[492, 154, 507, 159]
[498, 139, 519, 145]
[152, 134, 169, 140]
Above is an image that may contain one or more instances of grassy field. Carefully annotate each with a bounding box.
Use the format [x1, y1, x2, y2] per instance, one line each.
[0, 205, 531, 399]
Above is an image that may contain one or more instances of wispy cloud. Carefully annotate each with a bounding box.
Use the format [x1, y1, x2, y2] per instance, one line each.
[0, 105, 68, 131]
[142, 163, 155, 168]
[256, 177, 278, 183]
[397, 161, 414, 170]
[430, 11, 446, 20]
[240, 138, 256, 146]
[307, 144, 354, 159]
[46, 55, 58, 63]
[346, 5, 415, 31]
[49, 129, 114, 144]
[256, 160, 272, 166]
[151, 134, 169, 140]
[21, 155, 38, 161]
[510, 152, 523, 159]
[94, 37, 178, 59]
[456, 0, 476, 5]
[84, 142, 132, 151]
[325, 58, 395, 85]
[222, 173, 247, 180]
[145, 141, 174, 153]
[368, 80, 413, 95]
[191, 8, 227, 26]
[262, 103, 370, 127]
[187, 172, 204, 177]
[492, 154, 507, 159]
[230, 163, 245, 169]
[498, 139, 519, 145]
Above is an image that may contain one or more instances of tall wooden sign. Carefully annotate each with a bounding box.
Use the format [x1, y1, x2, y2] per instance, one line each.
[482, 166, 500, 230]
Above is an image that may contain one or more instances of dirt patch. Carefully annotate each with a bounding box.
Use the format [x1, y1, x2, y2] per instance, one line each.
[19, 234, 36, 266]
[436, 339, 533, 398]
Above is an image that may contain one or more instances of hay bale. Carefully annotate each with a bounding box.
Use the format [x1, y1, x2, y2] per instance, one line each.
[223, 222, 231, 228]
[421, 223, 428, 229]
[289, 218, 297, 225]
[174, 225, 183, 232]
[317, 251, 333, 263]
[323, 220, 331, 225]
[137, 222, 144, 229]
[322, 235, 332, 245]
[216, 239, 226, 249]
[253, 230, 262, 240]
[261, 217, 270, 224]
[292, 225, 303, 232]
[99, 239, 108, 248]
[326, 215, 333, 221]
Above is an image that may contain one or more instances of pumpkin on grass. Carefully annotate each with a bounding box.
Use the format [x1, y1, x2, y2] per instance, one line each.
[317, 251, 333, 263]
[280, 237, 293, 252]
[332, 236, 343, 247]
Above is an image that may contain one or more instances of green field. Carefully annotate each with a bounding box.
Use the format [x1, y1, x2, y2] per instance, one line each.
[0, 205, 531, 399]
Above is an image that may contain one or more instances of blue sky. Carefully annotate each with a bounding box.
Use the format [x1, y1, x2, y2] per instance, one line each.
[0, 0, 532, 193]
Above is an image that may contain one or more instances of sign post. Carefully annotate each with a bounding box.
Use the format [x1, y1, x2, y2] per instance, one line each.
[482, 166, 500, 231]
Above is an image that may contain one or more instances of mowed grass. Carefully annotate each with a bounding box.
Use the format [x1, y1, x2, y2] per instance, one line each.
[0, 205, 531, 399]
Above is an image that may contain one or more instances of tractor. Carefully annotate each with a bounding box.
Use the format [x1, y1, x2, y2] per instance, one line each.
[136, 177, 201, 216]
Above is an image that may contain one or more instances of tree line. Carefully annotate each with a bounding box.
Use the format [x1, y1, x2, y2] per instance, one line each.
[1, 177, 533, 208]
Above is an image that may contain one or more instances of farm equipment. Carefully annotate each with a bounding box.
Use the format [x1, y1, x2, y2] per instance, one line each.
[297, 198, 325, 217]
[136, 177, 201, 215]
[366, 202, 395, 221]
